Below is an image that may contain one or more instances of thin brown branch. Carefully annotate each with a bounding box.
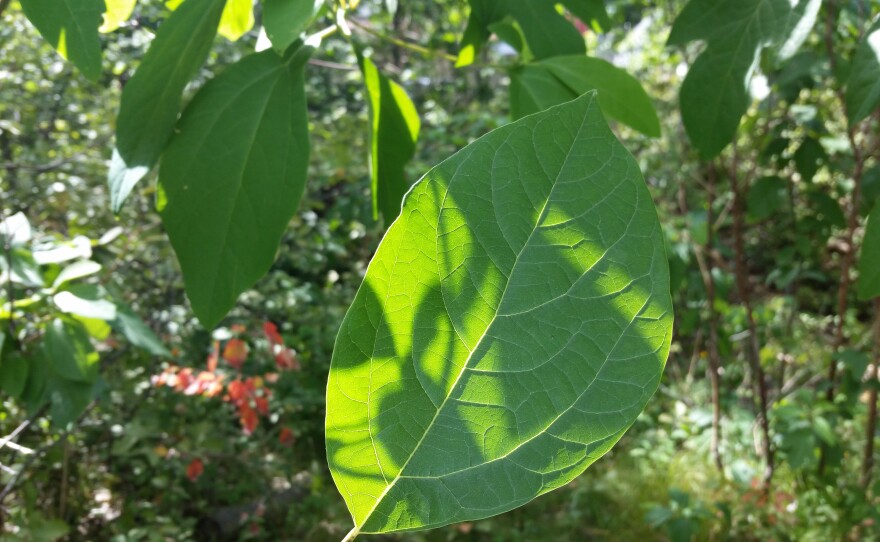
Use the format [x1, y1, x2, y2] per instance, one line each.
[729, 152, 774, 487]
[861, 298, 880, 490]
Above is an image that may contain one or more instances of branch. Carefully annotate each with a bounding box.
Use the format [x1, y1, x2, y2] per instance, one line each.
[349, 18, 458, 62]
[0, 159, 68, 173]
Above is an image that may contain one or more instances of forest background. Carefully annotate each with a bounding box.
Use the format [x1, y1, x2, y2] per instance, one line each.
[1, 0, 880, 540]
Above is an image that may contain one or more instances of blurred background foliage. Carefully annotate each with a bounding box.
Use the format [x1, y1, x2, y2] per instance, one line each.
[1, 0, 879, 540]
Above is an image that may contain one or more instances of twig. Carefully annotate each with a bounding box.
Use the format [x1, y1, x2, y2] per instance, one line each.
[0, 403, 94, 502]
[349, 18, 458, 62]
[860, 298, 880, 490]
[0, 415, 37, 454]
[308, 58, 357, 71]
[819, 0, 874, 475]
[0, 159, 67, 173]
[729, 145, 775, 488]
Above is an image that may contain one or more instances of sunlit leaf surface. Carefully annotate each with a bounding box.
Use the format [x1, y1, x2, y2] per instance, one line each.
[326, 92, 672, 535]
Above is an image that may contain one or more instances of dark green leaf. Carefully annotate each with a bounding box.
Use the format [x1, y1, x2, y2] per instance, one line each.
[19, 0, 105, 81]
[262, 0, 323, 53]
[457, 0, 507, 67]
[667, 0, 821, 158]
[360, 55, 420, 222]
[857, 201, 880, 300]
[112, 303, 170, 356]
[794, 137, 826, 182]
[0, 352, 29, 400]
[159, 45, 312, 328]
[861, 166, 880, 216]
[108, 0, 227, 212]
[846, 17, 880, 126]
[327, 92, 671, 534]
[46, 376, 95, 427]
[747, 176, 787, 221]
[506, 1, 585, 60]
[457, 0, 585, 65]
[510, 55, 661, 137]
[42, 318, 99, 383]
[807, 191, 845, 228]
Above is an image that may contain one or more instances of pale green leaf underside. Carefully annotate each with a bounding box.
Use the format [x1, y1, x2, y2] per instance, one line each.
[326, 92, 672, 534]
[667, 0, 820, 158]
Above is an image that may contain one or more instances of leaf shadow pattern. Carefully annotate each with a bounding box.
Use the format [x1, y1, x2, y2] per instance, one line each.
[325, 92, 672, 535]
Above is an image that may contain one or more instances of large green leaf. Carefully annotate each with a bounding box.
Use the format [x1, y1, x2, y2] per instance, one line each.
[107, 0, 226, 212]
[326, 92, 672, 535]
[510, 55, 660, 137]
[159, 45, 312, 328]
[857, 202, 880, 300]
[846, 17, 880, 126]
[19, 0, 105, 81]
[360, 55, 420, 222]
[667, 0, 821, 158]
[262, 0, 323, 53]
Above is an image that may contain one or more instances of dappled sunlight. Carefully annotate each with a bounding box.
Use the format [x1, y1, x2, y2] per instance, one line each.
[326, 94, 672, 534]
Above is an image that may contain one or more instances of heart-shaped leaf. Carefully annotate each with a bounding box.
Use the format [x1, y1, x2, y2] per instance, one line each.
[667, 0, 821, 158]
[326, 92, 672, 536]
[159, 45, 312, 328]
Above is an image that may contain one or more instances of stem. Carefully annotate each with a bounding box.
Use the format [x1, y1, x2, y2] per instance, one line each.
[341, 527, 359, 542]
[704, 164, 725, 473]
[349, 18, 458, 62]
[861, 298, 880, 490]
[730, 158, 774, 488]
[819, 0, 870, 475]
[690, 163, 725, 472]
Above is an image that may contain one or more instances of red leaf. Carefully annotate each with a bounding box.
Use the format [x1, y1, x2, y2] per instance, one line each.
[226, 379, 248, 403]
[206, 340, 219, 372]
[239, 403, 259, 434]
[223, 339, 248, 369]
[254, 396, 269, 416]
[274, 348, 300, 371]
[186, 458, 204, 482]
[279, 427, 295, 447]
[263, 321, 283, 345]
